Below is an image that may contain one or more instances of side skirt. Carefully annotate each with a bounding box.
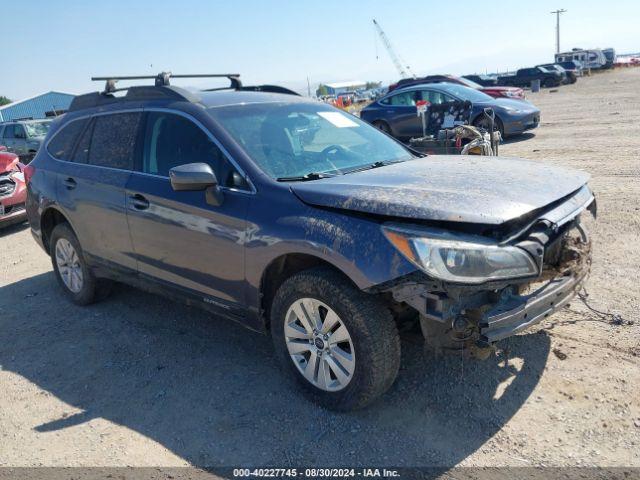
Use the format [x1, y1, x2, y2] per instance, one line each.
[87, 254, 266, 334]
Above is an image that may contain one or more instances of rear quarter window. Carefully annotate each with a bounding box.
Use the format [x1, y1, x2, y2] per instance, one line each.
[46, 119, 89, 160]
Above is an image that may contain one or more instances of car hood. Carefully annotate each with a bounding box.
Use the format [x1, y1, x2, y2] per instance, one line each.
[291, 156, 589, 225]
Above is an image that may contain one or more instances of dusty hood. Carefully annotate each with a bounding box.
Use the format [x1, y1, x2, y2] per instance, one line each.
[291, 156, 590, 225]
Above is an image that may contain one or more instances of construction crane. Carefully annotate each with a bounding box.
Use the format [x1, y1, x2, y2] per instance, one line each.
[372, 18, 415, 79]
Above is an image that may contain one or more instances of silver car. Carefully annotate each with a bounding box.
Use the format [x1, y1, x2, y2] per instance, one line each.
[0, 119, 52, 163]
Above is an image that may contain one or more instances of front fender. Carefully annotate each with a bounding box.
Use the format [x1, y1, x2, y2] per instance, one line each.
[243, 191, 418, 317]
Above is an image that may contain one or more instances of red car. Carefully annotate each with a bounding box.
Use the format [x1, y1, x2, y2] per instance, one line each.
[0, 146, 28, 228]
[390, 75, 525, 100]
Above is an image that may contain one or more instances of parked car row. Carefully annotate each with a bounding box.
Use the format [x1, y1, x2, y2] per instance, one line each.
[389, 75, 525, 100]
[462, 47, 615, 92]
[497, 66, 564, 88]
[365, 47, 621, 143]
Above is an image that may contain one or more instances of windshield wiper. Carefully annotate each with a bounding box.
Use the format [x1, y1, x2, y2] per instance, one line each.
[342, 160, 403, 175]
[276, 172, 334, 182]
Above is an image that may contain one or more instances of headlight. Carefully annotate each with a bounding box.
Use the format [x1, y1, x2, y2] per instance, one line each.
[11, 171, 25, 183]
[504, 90, 524, 99]
[501, 105, 522, 113]
[382, 225, 538, 284]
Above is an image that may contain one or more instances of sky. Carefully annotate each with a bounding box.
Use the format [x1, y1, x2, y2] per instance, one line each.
[2, 0, 639, 100]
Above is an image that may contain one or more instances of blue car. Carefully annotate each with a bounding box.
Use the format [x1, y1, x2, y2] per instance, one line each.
[26, 73, 593, 410]
[360, 82, 540, 139]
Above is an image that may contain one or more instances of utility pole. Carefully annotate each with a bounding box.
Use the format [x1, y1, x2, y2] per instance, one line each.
[551, 9, 567, 54]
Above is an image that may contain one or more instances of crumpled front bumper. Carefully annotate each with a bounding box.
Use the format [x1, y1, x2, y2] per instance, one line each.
[480, 271, 586, 343]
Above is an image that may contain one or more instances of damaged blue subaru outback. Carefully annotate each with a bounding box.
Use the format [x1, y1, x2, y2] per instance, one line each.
[25, 73, 596, 410]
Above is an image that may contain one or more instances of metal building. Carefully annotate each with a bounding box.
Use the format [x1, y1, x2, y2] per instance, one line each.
[0, 91, 75, 122]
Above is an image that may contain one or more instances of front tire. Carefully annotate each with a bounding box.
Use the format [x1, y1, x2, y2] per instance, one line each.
[50, 223, 111, 305]
[474, 115, 505, 139]
[271, 268, 401, 411]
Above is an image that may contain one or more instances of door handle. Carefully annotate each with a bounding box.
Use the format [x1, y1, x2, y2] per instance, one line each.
[129, 194, 150, 210]
[63, 177, 77, 190]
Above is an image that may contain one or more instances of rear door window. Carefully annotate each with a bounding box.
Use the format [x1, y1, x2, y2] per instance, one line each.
[71, 119, 94, 164]
[381, 91, 418, 106]
[2, 125, 14, 139]
[88, 113, 142, 170]
[46, 118, 89, 160]
[419, 90, 455, 104]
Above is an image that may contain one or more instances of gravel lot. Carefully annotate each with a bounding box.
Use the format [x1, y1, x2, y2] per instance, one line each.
[1, 68, 639, 471]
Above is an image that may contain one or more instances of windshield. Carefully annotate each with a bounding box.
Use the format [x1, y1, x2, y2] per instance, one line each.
[208, 103, 414, 180]
[436, 83, 494, 103]
[24, 121, 50, 137]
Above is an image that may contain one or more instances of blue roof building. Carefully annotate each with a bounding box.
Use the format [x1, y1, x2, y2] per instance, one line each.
[0, 91, 75, 122]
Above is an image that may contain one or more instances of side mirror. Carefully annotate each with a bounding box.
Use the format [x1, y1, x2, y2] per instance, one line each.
[169, 162, 224, 206]
[169, 162, 217, 191]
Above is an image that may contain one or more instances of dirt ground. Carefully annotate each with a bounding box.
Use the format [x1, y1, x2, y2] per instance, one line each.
[1, 68, 639, 472]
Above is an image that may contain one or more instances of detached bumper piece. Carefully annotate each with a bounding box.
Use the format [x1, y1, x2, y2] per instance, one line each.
[480, 272, 585, 343]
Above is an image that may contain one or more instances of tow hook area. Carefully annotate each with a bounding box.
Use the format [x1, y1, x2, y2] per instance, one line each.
[418, 312, 495, 360]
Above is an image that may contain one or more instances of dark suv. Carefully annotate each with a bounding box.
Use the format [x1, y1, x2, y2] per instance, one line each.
[26, 73, 596, 410]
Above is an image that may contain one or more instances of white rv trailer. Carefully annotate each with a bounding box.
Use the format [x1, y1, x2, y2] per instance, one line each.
[555, 49, 607, 70]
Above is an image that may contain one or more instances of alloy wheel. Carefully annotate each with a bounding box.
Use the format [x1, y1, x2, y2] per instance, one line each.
[55, 238, 84, 293]
[284, 298, 355, 392]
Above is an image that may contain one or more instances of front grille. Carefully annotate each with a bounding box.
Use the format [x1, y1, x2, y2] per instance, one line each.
[0, 174, 16, 197]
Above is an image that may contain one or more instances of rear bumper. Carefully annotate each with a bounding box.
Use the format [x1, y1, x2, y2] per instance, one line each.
[480, 271, 586, 343]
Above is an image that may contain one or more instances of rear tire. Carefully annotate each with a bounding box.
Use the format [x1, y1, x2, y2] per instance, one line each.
[373, 120, 392, 135]
[50, 223, 111, 305]
[271, 267, 401, 411]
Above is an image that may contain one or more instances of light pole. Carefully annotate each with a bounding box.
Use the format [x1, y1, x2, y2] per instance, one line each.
[551, 9, 567, 54]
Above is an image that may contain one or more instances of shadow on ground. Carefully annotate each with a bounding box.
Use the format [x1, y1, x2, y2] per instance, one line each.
[502, 132, 536, 145]
[0, 221, 29, 238]
[0, 272, 550, 470]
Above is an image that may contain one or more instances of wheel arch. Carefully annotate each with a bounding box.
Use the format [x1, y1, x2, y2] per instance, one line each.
[259, 253, 360, 330]
[40, 206, 76, 255]
[371, 118, 393, 135]
[472, 111, 505, 134]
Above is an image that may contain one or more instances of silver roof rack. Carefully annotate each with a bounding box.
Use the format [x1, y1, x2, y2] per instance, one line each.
[91, 72, 242, 93]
